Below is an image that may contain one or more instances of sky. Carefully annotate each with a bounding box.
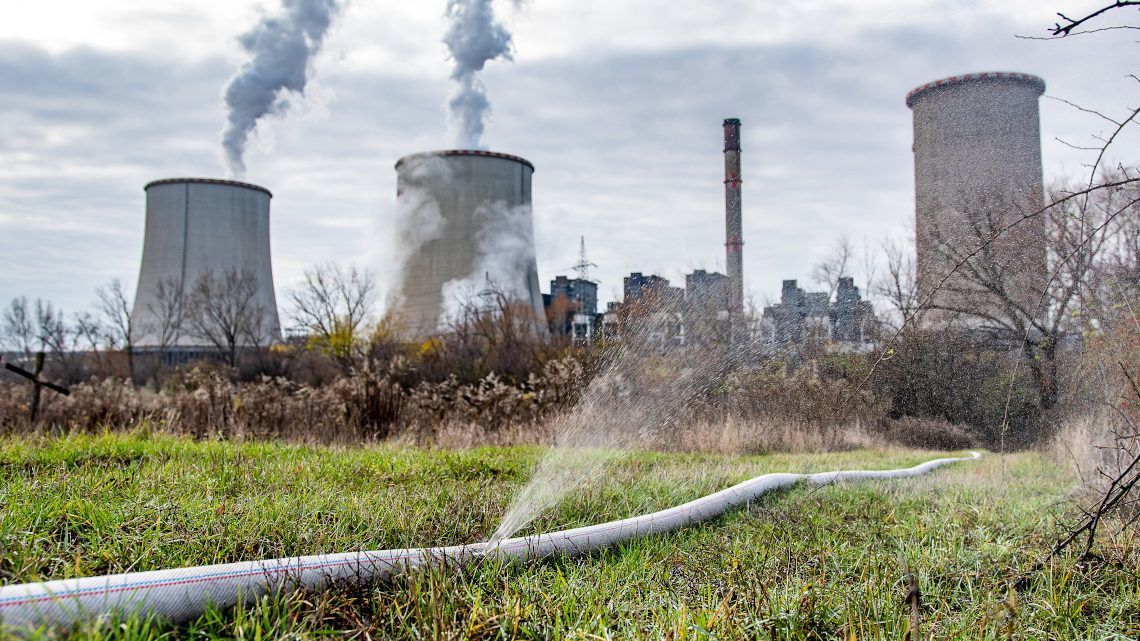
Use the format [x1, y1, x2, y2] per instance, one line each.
[1, 0, 1138, 324]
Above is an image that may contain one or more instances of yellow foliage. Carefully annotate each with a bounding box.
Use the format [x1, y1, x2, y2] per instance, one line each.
[418, 338, 442, 357]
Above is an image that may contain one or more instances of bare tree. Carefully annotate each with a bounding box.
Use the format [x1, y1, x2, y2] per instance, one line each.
[72, 312, 104, 348]
[812, 235, 854, 298]
[1028, 0, 1140, 569]
[874, 237, 918, 328]
[34, 300, 66, 355]
[923, 178, 1140, 410]
[430, 282, 552, 383]
[96, 279, 135, 382]
[33, 299, 89, 383]
[2, 297, 34, 356]
[288, 263, 377, 372]
[143, 277, 185, 365]
[185, 269, 267, 367]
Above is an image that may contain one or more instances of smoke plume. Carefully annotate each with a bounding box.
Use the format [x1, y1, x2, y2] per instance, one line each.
[221, 0, 341, 179]
[443, 0, 515, 149]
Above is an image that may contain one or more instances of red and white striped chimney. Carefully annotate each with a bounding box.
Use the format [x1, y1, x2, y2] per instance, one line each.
[723, 118, 744, 317]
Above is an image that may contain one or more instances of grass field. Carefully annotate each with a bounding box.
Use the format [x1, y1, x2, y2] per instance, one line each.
[1, 432, 1137, 639]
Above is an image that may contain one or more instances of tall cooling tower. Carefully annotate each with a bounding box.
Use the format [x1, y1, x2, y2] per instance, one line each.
[131, 178, 281, 348]
[393, 150, 545, 336]
[907, 72, 1047, 325]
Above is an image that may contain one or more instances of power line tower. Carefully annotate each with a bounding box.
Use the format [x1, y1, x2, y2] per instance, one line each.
[572, 235, 597, 284]
[567, 236, 599, 344]
[478, 271, 496, 316]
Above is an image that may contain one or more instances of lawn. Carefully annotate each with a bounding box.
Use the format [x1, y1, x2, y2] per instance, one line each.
[0, 431, 1136, 639]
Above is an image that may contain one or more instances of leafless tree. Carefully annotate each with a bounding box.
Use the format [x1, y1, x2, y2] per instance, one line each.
[288, 263, 377, 372]
[812, 235, 854, 298]
[923, 178, 1140, 410]
[143, 277, 185, 365]
[874, 237, 918, 328]
[32, 299, 90, 383]
[2, 296, 34, 356]
[430, 283, 552, 383]
[185, 269, 268, 367]
[96, 279, 135, 382]
[34, 300, 66, 355]
[1035, 0, 1140, 563]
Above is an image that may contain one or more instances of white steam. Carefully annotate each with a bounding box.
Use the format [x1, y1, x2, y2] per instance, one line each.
[388, 156, 452, 317]
[443, 0, 515, 149]
[440, 200, 538, 324]
[221, 0, 341, 179]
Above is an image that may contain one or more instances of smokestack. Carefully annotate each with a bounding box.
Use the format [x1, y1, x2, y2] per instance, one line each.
[723, 118, 744, 317]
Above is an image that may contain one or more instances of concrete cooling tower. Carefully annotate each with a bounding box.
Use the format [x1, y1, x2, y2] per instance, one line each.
[131, 178, 281, 348]
[392, 150, 546, 336]
[907, 72, 1048, 326]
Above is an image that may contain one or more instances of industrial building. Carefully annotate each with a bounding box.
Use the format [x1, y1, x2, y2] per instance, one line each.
[907, 72, 1048, 326]
[685, 269, 729, 314]
[830, 277, 877, 344]
[130, 178, 281, 350]
[544, 275, 599, 342]
[760, 278, 877, 350]
[761, 280, 830, 345]
[391, 150, 546, 336]
[548, 276, 598, 316]
[624, 272, 685, 308]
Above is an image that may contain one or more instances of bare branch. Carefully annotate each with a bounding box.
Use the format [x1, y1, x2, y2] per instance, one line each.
[1050, 2, 1140, 37]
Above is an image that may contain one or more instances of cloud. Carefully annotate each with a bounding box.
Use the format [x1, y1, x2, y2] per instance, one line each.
[1, 1, 1137, 321]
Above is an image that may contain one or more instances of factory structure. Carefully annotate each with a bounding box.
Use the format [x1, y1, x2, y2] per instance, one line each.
[117, 70, 1049, 362]
[130, 178, 281, 356]
[759, 278, 877, 350]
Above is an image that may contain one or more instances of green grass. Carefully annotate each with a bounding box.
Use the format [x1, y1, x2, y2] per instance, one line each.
[0, 431, 1137, 639]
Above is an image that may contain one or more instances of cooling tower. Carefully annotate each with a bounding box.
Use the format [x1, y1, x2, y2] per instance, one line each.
[131, 178, 281, 348]
[392, 150, 545, 336]
[907, 72, 1048, 326]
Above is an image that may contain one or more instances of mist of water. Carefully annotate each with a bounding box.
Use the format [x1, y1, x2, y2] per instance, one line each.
[489, 296, 732, 544]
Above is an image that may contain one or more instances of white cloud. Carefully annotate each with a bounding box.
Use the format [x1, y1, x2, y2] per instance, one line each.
[0, 0, 1137, 319]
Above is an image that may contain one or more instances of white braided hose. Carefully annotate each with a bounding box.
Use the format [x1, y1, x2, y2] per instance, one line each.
[0, 451, 980, 633]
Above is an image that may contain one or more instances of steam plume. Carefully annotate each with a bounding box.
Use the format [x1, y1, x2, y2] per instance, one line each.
[443, 0, 514, 149]
[221, 0, 341, 179]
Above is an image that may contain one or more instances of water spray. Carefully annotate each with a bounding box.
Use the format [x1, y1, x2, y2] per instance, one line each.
[0, 452, 979, 633]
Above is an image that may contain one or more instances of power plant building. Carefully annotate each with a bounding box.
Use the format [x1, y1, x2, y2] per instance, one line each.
[549, 276, 598, 317]
[760, 278, 877, 349]
[131, 178, 281, 348]
[392, 150, 546, 336]
[544, 275, 599, 342]
[685, 269, 729, 313]
[623, 273, 684, 308]
[907, 72, 1048, 326]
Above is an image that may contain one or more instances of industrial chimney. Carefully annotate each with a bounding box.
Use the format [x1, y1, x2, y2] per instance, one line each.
[907, 72, 1047, 325]
[723, 118, 744, 324]
[131, 178, 281, 349]
[391, 150, 546, 336]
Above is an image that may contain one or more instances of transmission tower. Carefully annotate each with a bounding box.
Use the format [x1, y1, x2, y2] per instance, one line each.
[478, 271, 495, 316]
[572, 236, 597, 283]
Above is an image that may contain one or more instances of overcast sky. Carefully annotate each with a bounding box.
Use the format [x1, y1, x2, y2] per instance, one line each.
[2, 0, 1138, 321]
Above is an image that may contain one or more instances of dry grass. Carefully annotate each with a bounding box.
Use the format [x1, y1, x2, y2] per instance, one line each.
[2, 350, 984, 455]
